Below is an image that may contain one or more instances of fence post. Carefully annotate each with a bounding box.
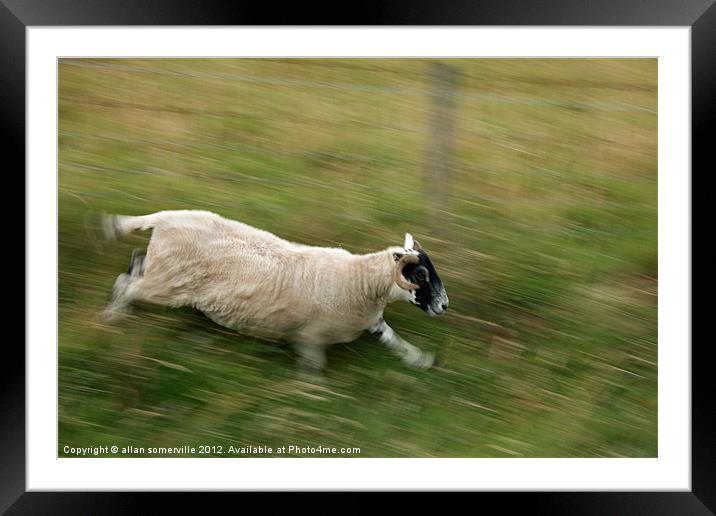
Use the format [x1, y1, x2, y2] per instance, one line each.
[423, 61, 458, 234]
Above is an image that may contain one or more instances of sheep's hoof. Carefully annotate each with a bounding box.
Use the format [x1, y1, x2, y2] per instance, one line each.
[296, 368, 326, 387]
[97, 305, 128, 324]
[100, 212, 121, 241]
[405, 351, 435, 370]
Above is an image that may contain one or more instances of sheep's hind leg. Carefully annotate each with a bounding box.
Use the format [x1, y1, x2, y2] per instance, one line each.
[98, 249, 146, 323]
[127, 248, 146, 278]
[369, 318, 434, 370]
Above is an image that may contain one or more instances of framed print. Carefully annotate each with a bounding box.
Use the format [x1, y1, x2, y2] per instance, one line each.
[8, 0, 710, 513]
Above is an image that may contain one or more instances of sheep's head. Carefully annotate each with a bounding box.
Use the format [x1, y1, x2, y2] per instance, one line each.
[393, 233, 449, 316]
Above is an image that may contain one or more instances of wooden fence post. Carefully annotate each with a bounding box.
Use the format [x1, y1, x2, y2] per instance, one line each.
[423, 61, 458, 234]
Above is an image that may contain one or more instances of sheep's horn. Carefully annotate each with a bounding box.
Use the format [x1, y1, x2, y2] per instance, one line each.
[395, 254, 420, 291]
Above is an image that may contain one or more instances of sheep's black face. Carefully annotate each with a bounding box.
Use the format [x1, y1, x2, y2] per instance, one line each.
[401, 250, 449, 316]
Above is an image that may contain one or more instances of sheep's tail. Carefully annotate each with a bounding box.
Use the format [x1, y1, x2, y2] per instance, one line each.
[101, 213, 158, 241]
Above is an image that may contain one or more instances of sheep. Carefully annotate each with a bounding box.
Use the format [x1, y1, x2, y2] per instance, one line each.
[100, 210, 449, 372]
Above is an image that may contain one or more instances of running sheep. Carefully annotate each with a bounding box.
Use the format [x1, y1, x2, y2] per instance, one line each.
[100, 210, 449, 372]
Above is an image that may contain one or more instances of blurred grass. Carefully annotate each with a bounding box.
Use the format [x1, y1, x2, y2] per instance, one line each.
[58, 58, 657, 457]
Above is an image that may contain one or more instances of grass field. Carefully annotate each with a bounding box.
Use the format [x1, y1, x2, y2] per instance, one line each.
[58, 58, 657, 457]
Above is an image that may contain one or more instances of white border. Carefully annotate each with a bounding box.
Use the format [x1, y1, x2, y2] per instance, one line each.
[27, 27, 690, 490]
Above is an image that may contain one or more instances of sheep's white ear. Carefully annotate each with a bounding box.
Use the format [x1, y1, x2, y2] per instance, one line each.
[404, 233, 414, 250]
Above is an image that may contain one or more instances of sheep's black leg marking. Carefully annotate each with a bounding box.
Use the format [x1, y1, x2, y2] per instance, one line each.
[128, 248, 146, 277]
[369, 317, 385, 337]
[369, 318, 434, 370]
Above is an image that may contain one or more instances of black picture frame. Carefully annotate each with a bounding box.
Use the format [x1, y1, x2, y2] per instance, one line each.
[6, 0, 709, 513]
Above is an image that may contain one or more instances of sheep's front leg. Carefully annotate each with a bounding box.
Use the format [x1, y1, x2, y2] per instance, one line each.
[369, 318, 434, 370]
[293, 342, 327, 375]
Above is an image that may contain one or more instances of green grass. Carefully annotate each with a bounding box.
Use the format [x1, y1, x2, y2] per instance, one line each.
[58, 58, 657, 457]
